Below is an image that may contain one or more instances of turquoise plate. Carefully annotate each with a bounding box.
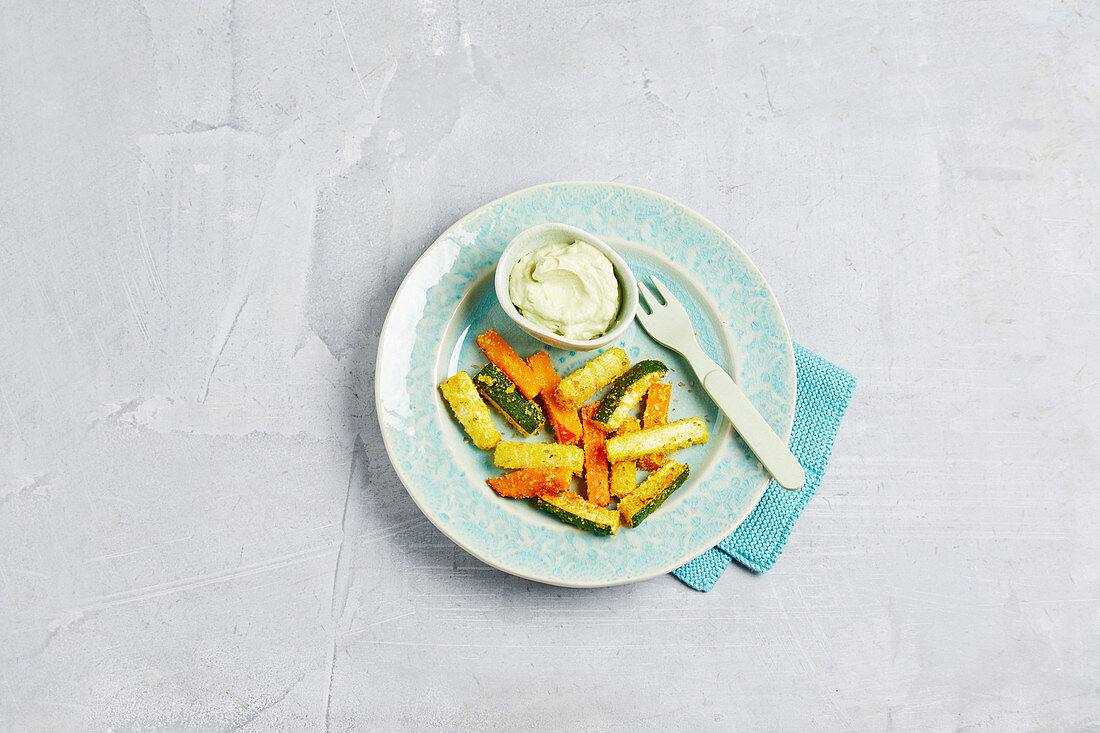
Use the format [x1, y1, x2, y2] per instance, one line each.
[376, 182, 795, 587]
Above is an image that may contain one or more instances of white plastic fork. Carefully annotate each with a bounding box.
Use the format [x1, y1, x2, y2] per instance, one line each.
[635, 276, 805, 490]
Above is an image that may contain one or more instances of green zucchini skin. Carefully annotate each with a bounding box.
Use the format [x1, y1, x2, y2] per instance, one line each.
[591, 360, 667, 431]
[474, 364, 545, 436]
[535, 494, 618, 535]
[623, 466, 689, 527]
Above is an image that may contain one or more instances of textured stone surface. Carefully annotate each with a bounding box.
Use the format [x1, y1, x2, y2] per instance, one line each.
[1, 1, 1096, 729]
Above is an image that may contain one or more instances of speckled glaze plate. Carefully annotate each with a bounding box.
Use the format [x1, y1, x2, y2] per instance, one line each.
[376, 182, 795, 587]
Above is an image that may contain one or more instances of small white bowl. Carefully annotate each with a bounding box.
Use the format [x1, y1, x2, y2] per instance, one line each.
[495, 223, 638, 351]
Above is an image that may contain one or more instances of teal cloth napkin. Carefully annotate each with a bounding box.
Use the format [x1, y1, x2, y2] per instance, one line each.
[673, 343, 856, 591]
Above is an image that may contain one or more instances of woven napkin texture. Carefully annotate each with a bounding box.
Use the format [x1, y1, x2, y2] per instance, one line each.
[672, 343, 856, 591]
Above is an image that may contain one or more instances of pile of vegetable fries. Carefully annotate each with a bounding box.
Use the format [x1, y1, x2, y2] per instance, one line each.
[439, 329, 709, 535]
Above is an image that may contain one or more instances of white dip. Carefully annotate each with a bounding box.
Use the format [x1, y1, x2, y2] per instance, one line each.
[508, 240, 621, 340]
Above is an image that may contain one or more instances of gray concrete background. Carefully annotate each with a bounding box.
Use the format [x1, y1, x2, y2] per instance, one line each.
[1, 1, 1097, 730]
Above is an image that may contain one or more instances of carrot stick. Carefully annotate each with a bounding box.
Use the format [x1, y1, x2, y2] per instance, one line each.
[476, 329, 542, 399]
[639, 382, 672, 470]
[581, 404, 610, 507]
[527, 352, 582, 445]
[487, 467, 572, 499]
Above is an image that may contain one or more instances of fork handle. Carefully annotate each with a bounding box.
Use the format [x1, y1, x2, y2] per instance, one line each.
[699, 367, 806, 490]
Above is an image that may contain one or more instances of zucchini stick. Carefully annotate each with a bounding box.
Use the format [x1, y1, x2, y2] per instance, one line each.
[493, 441, 585, 474]
[439, 371, 502, 450]
[605, 417, 709, 464]
[555, 348, 630, 408]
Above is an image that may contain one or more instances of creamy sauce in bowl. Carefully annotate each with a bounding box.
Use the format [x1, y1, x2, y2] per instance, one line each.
[507, 240, 621, 340]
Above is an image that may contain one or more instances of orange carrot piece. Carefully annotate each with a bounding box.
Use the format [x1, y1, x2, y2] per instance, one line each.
[487, 467, 572, 499]
[476, 329, 542, 399]
[581, 404, 610, 507]
[642, 382, 672, 428]
[639, 382, 672, 470]
[526, 352, 557, 396]
[527, 352, 582, 445]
